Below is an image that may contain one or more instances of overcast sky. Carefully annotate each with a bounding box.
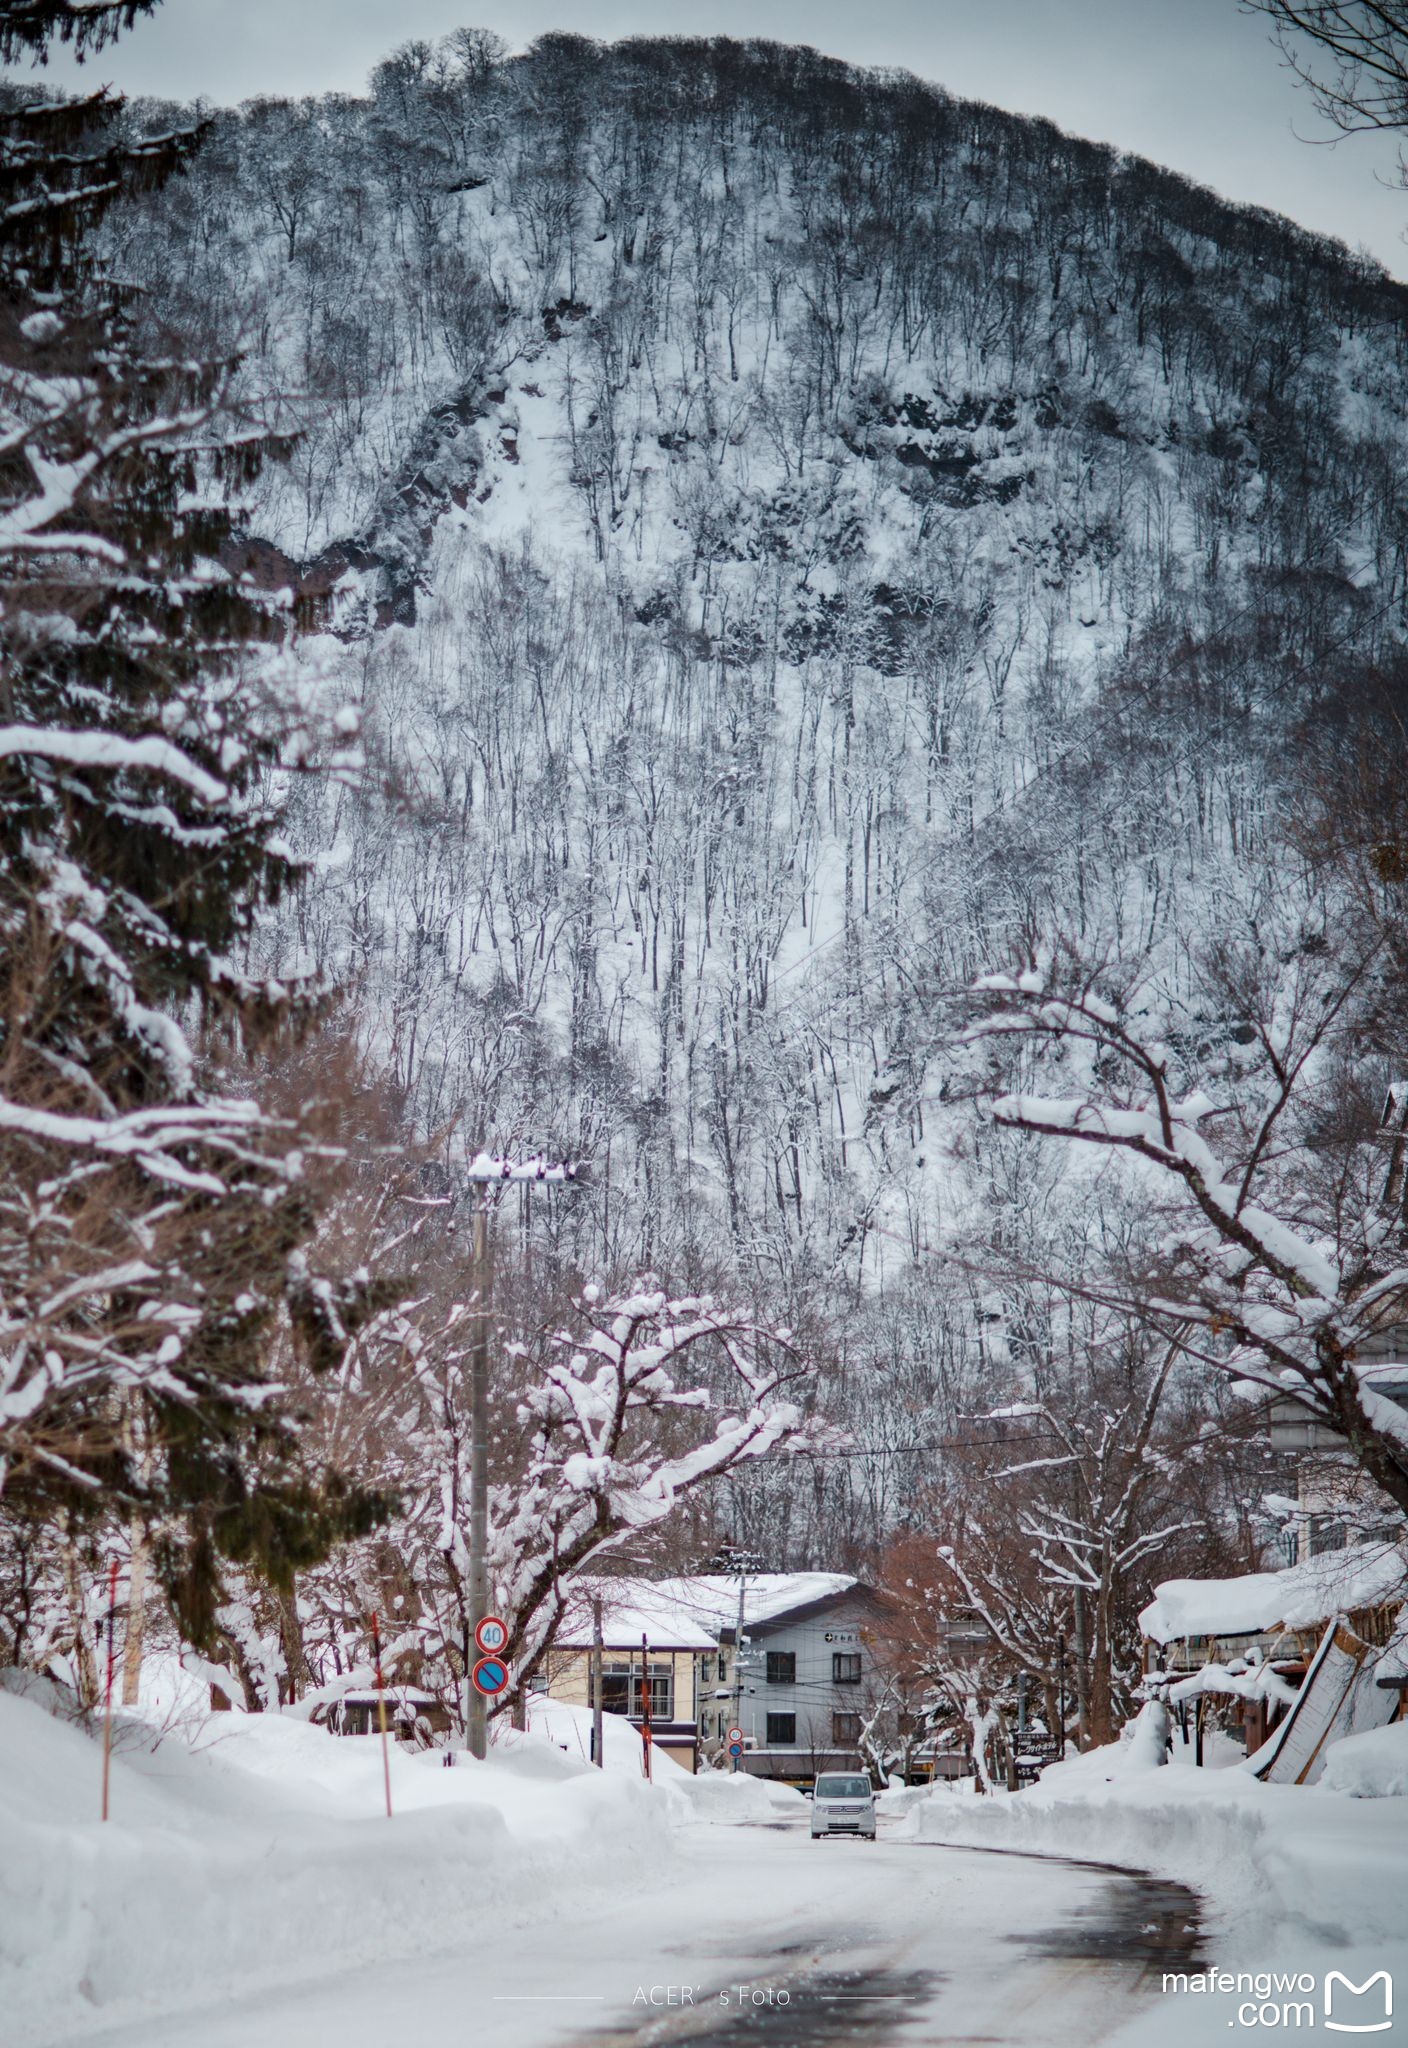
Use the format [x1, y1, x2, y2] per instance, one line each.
[28, 0, 1408, 278]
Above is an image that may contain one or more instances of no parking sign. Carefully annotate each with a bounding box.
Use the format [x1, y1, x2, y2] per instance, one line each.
[472, 1655, 511, 1697]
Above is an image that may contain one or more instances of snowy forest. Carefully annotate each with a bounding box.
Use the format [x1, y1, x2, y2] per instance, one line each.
[4, 2, 1408, 1758]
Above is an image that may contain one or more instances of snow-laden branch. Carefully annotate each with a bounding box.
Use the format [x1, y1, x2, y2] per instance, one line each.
[399, 1282, 823, 1711]
[0, 727, 228, 805]
[968, 959, 1408, 1519]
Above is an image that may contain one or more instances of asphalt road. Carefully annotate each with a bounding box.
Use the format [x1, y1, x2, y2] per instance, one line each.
[59, 1810, 1203, 2048]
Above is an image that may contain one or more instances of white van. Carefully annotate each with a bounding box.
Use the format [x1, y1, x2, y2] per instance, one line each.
[809, 1772, 877, 1839]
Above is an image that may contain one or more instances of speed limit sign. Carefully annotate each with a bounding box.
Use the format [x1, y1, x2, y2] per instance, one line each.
[727, 1724, 744, 1743]
[475, 1614, 510, 1655]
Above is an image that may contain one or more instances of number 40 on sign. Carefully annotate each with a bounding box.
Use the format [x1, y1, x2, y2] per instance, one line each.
[471, 1615, 512, 1698]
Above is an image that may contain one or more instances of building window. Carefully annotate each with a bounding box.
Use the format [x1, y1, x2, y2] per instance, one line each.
[718, 1652, 727, 1681]
[765, 1650, 796, 1685]
[1308, 1515, 1348, 1558]
[595, 1661, 673, 1720]
[832, 1713, 862, 1744]
[766, 1713, 797, 1745]
[832, 1652, 862, 1684]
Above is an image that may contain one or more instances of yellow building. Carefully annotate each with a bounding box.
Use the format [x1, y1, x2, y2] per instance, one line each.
[543, 1581, 721, 1773]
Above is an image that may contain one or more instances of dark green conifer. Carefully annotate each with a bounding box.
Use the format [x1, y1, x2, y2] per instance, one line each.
[0, 0, 388, 1641]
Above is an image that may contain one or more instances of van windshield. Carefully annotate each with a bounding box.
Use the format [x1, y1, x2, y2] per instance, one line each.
[815, 1775, 871, 1799]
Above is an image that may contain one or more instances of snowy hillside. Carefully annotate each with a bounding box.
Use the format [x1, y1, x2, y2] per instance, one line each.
[92, 32, 1408, 1565]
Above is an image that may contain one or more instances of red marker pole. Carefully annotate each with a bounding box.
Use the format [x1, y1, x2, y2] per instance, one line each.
[640, 1633, 653, 1783]
[371, 1612, 393, 1819]
[101, 1556, 120, 1821]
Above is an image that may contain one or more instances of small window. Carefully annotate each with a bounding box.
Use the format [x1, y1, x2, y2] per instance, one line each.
[718, 1652, 727, 1681]
[765, 1650, 796, 1685]
[1308, 1515, 1348, 1557]
[832, 1652, 862, 1684]
[766, 1712, 797, 1745]
[599, 1670, 632, 1716]
[832, 1712, 862, 1744]
[594, 1662, 673, 1720]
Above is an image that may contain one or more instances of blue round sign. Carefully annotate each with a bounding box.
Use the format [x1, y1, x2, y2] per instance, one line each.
[472, 1655, 511, 1696]
[728, 1741, 744, 1757]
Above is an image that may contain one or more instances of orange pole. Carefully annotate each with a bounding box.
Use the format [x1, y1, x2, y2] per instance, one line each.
[640, 1632, 653, 1782]
[371, 1612, 393, 1819]
[101, 1556, 119, 1820]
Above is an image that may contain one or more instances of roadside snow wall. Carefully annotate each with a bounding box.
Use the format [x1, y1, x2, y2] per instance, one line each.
[904, 1738, 1408, 1965]
[0, 1683, 676, 2046]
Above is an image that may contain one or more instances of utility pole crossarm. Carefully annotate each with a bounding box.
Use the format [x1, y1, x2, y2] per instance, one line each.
[461, 1154, 591, 1184]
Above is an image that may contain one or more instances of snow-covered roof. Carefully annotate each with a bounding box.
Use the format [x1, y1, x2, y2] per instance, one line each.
[553, 1579, 723, 1651]
[556, 1572, 859, 1649]
[1140, 1544, 1406, 1646]
[336, 1687, 438, 1706]
[655, 1572, 860, 1634]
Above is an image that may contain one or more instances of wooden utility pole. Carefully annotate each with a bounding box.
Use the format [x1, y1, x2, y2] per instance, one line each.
[591, 1595, 604, 1768]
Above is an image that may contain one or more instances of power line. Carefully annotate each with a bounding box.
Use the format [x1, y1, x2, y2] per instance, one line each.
[751, 1430, 1062, 1460]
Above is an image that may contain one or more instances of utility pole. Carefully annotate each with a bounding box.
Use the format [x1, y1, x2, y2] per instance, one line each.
[731, 1567, 747, 1773]
[591, 1595, 604, 1768]
[466, 1199, 491, 1762]
[461, 1155, 587, 1762]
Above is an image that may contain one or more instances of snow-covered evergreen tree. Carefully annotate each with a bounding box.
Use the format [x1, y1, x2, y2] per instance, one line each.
[0, 0, 381, 1641]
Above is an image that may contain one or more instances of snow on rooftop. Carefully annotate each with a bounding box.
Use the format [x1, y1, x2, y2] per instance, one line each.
[712, 1572, 859, 1628]
[553, 1580, 724, 1651]
[557, 1572, 858, 1648]
[1140, 1543, 1406, 1646]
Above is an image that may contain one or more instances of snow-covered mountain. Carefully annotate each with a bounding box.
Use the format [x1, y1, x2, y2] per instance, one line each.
[109, 34, 1408, 1528]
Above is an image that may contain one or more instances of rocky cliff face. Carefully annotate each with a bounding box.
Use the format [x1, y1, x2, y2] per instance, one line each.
[110, 35, 1408, 1545]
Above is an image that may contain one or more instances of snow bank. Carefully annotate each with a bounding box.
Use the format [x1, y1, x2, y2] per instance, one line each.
[519, 1694, 804, 1823]
[668, 1767, 806, 1824]
[1320, 1717, 1408, 1798]
[0, 1684, 676, 2046]
[902, 1731, 1408, 1971]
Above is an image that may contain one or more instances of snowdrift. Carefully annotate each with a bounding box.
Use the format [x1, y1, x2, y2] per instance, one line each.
[902, 1726, 1408, 1975]
[0, 1683, 676, 2047]
[1320, 1718, 1408, 1798]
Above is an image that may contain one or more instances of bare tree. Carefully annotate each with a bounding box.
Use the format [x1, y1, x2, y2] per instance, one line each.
[1247, 4, 1408, 147]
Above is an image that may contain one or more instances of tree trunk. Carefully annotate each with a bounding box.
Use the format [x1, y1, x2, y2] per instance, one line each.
[1072, 1585, 1092, 1749]
[121, 1522, 147, 1708]
[60, 1517, 98, 1708]
[276, 1581, 314, 1702]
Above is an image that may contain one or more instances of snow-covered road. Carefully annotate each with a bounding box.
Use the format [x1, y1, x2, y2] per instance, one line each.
[59, 1813, 1200, 2048]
